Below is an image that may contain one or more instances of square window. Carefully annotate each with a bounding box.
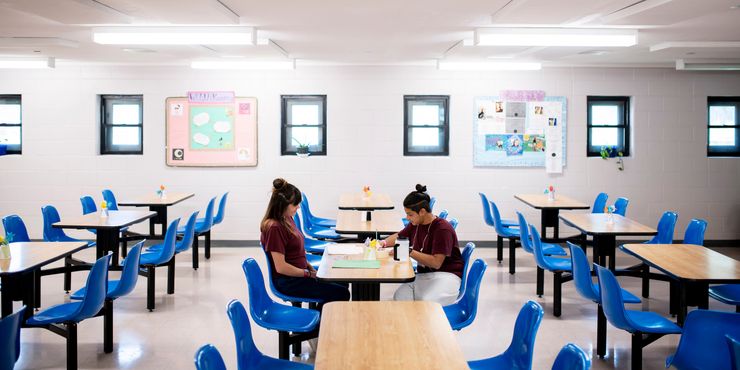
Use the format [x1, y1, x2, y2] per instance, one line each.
[404, 96, 449, 156]
[708, 97, 740, 156]
[281, 95, 327, 156]
[100, 95, 143, 155]
[587, 96, 630, 157]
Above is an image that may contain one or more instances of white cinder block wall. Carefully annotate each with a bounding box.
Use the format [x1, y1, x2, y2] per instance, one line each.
[1, 66, 739, 241]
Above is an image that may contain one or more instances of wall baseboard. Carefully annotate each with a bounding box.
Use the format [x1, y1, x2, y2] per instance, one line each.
[207, 239, 739, 248]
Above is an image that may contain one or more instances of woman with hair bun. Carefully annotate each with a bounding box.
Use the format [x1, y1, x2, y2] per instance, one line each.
[383, 184, 464, 305]
[260, 178, 350, 306]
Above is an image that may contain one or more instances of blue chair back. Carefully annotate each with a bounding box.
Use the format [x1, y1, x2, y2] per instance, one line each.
[213, 192, 229, 225]
[449, 218, 458, 230]
[293, 213, 306, 236]
[3, 214, 31, 243]
[478, 193, 495, 227]
[438, 209, 449, 220]
[552, 343, 590, 370]
[502, 301, 545, 369]
[461, 242, 475, 283]
[196, 197, 217, 233]
[242, 258, 275, 326]
[145, 218, 180, 265]
[728, 335, 740, 370]
[613, 197, 629, 217]
[75, 254, 112, 321]
[80, 195, 97, 215]
[429, 197, 436, 211]
[530, 226, 556, 271]
[101, 189, 119, 211]
[569, 242, 599, 302]
[194, 344, 227, 370]
[227, 299, 266, 369]
[646, 211, 678, 244]
[300, 192, 317, 220]
[596, 265, 633, 332]
[592, 192, 608, 213]
[666, 309, 740, 370]
[489, 200, 510, 235]
[261, 244, 322, 304]
[453, 259, 487, 327]
[516, 212, 534, 253]
[0, 305, 26, 368]
[177, 211, 199, 252]
[683, 218, 707, 246]
[110, 241, 143, 299]
[41, 205, 76, 242]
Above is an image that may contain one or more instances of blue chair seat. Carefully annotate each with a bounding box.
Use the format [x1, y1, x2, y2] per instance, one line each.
[469, 356, 510, 370]
[615, 298, 681, 335]
[542, 256, 572, 271]
[499, 219, 518, 228]
[443, 259, 487, 330]
[304, 238, 332, 254]
[69, 282, 119, 300]
[542, 242, 567, 256]
[709, 284, 740, 306]
[311, 217, 336, 228]
[305, 253, 321, 270]
[496, 226, 520, 238]
[311, 228, 341, 239]
[139, 252, 165, 265]
[591, 282, 641, 303]
[254, 302, 319, 333]
[26, 302, 84, 324]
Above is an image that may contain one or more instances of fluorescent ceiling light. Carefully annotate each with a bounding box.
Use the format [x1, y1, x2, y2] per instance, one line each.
[93, 26, 254, 45]
[191, 60, 295, 70]
[475, 28, 637, 47]
[437, 61, 541, 71]
[676, 59, 740, 71]
[0, 57, 55, 69]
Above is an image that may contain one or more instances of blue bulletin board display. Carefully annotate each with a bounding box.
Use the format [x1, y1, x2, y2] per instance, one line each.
[473, 94, 567, 168]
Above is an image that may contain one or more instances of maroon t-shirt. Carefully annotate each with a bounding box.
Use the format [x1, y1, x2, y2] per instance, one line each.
[398, 217, 464, 278]
[260, 217, 308, 277]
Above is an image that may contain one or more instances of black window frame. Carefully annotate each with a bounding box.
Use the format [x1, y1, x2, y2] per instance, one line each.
[0, 95, 22, 155]
[100, 94, 143, 155]
[586, 96, 630, 157]
[707, 96, 740, 157]
[281, 95, 327, 156]
[403, 95, 450, 156]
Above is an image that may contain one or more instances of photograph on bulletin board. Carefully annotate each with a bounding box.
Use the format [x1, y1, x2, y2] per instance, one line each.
[166, 93, 258, 167]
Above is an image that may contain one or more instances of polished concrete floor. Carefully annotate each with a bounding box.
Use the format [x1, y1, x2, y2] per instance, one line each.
[12, 244, 740, 369]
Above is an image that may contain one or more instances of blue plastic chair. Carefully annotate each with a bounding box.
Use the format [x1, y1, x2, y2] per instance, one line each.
[438, 209, 449, 220]
[178, 197, 216, 269]
[569, 243, 640, 305]
[0, 305, 26, 370]
[592, 192, 608, 214]
[293, 214, 333, 255]
[449, 218, 458, 230]
[479, 193, 518, 228]
[613, 197, 629, 217]
[149, 211, 198, 255]
[2, 214, 31, 242]
[139, 218, 180, 311]
[728, 335, 740, 370]
[26, 254, 112, 370]
[683, 218, 707, 245]
[596, 265, 682, 370]
[198, 192, 228, 226]
[242, 258, 320, 359]
[665, 309, 740, 370]
[300, 192, 336, 228]
[101, 189, 120, 211]
[516, 212, 566, 297]
[531, 226, 572, 317]
[490, 200, 521, 274]
[468, 301, 544, 370]
[71, 241, 143, 300]
[194, 344, 227, 370]
[299, 204, 341, 240]
[551, 343, 590, 370]
[227, 299, 314, 369]
[80, 195, 97, 215]
[41, 205, 93, 245]
[646, 211, 678, 244]
[708, 284, 740, 312]
[262, 245, 324, 307]
[443, 259, 487, 330]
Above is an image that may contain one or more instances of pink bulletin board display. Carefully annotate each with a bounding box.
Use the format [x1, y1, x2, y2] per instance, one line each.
[166, 93, 258, 167]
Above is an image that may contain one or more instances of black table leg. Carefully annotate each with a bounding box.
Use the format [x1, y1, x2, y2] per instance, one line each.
[149, 205, 167, 239]
[540, 209, 561, 242]
[597, 304, 607, 357]
[677, 282, 687, 326]
[351, 283, 380, 301]
[96, 229, 121, 266]
[1, 275, 12, 317]
[592, 234, 616, 270]
[103, 299, 113, 353]
[366, 211, 372, 221]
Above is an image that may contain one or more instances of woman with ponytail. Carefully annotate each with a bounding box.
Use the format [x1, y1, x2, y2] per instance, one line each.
[260, 178, 350, 305]
[383, 184, 464, 305]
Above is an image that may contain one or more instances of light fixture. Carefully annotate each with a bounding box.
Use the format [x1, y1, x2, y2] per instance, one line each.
[191, 60, 295, 70]
[93, 26, 254, 45]
[0, 57, 55, 69]
[437, 61, 541, 71]
[676, 59, 740, 71]
[475, 28, 637, 47]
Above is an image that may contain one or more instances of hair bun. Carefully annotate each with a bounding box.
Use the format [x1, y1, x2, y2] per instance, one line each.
[415, 184, 427, 193]
[273, 178, 287, 191]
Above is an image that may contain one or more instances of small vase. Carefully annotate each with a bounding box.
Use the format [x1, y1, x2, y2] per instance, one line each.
[160, 190, 167, 200]
[101, 208, 109, 219]
[548, 192, 555, 201]
[0, 244, 10, 259]
[606, 213, 614, 224]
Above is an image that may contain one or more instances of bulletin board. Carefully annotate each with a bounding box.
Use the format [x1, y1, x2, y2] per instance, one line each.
[473, 92, 567, 171]
[165, 95, 258, 167]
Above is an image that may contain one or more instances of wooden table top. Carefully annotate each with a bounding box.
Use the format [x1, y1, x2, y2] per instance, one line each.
[515, 193, 590, 210]
[335, 210, 404, 235]
[53, 210, 157, 230]
[0, 242, 89, 275]
[620, 244, 740, 282]
[338, 193, 394, 210]
[317, 244, 415, 283]
[559, 213, 657, 236]
[118, 192, 194, 206]
[315, 301, 469, 370]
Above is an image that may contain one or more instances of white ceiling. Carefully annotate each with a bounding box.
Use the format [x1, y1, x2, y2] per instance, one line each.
[0, 0, 739, 67]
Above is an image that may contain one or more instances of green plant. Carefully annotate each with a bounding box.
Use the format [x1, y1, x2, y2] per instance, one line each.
[600, 146, 624, 171]
[292, 138, 310, 156]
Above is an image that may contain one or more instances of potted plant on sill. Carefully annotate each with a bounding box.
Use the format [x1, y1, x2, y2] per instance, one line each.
[293, 138, 310, 158]
[600, 146, 624, 171]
